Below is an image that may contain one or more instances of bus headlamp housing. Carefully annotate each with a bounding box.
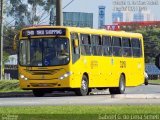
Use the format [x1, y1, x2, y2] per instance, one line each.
[59, 72, 73, 80]
[20, 74, 29, 81]
[20, 75, 25, 79]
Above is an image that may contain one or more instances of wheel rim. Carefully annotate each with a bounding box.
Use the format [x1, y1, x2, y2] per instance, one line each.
[81, 77, 88, 94]
[120, 76, 125, 92]
[82, 79, 87, 90]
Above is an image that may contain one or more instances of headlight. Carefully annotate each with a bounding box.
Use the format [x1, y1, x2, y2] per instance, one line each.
[24, 78, 28, 81]
[59, 72, 72, 80]
[59, 76, 65, 80]
[20, 74, 29, 81]
[20, 75, 25, 79]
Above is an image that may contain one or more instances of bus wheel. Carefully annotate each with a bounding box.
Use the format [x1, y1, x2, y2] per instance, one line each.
[32, 89, 45, 97]
[144, 79, 148, 85]
[75, 75, 89, 96]
[109, 74, 125, 94]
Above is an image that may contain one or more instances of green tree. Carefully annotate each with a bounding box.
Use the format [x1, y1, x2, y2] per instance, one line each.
[121, 26, 160, 63]
[9, 0, 28, 29]
[135, 27, 160, 63]
[8, 0, 56, 27]
[3, 26, 17, 55]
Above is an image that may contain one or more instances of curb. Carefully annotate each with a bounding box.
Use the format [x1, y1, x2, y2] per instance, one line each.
[111, 94, 160, 99]
[149, 83, 160, 85]
[1, 92, 160, 99]
[0, 92, 33, 97]
[0, 91, 76, 97]
[90, 92, 160, 99]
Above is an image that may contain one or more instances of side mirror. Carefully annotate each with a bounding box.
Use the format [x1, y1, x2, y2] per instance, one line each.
[13, 33, 19, 51]
[13, 35, 17, 51]
[74, 39, 79, 48]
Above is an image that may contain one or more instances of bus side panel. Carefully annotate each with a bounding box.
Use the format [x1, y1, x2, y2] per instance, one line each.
[111, 57, 123, 87]
[127, 58, 144, 86]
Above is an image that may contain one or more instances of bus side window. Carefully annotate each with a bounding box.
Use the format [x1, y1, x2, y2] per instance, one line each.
[71, 33, 80, 64]
[122, 37, 132, 57]
[92, 35, 102, 56]
[112, 37, 122, 57]
[102, 36, 112, 56]
[131, 38, 142, 57]
[80, 34, 91, 55]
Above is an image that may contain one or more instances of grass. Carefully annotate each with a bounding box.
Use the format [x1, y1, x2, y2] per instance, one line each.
[148, 79, 160, 84]
[0, 105, 160, 120]
[0, 80, 26, 92]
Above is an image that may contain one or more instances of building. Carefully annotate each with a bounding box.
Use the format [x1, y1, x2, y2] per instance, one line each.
[112, 11, 123, 23]
[63, 12, 93, 28]
[5, 55, 17, 65]
[124, 11, 133, 22]
[133, 12, 144, 21]
[98, 6, 106, 28]
[4, 55, 18, 80]
[143, 11, 154, 21]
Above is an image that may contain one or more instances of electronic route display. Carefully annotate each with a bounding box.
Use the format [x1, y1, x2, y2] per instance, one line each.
[22, 28, 66, 37]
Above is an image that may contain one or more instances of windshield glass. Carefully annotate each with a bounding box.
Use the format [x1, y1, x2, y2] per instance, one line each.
[19, 38, 70, 66]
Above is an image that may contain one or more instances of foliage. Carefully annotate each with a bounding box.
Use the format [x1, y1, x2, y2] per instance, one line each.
[3, 51, 9, 64]
[3, 26, 17, 54]
[135, 27, 160, 63]
[149, 79, 160, 84]
[123, 27, 160, 63]
[0, 80, 25, 92]
[8, 0, 56, 27]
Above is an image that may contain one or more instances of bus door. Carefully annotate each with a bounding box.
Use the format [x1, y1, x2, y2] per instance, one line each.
[70, 33, 81, 87]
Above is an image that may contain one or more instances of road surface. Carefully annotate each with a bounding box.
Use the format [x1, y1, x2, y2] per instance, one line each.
[0, 84, 160, 106]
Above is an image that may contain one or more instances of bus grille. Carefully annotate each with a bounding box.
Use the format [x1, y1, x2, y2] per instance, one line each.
[27, 69, 61, 75]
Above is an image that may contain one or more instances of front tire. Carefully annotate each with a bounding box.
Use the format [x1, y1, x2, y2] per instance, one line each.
[109, 74, 125, 94]
[75, 75, 89, 96]
[144, 78, 148, 85]
[32, 89, 45, 97]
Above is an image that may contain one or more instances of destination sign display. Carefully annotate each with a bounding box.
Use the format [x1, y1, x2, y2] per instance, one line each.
[22, 28, 66, 37]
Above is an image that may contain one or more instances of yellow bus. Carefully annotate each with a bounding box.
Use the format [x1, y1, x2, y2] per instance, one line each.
[16, 26, 145, 97]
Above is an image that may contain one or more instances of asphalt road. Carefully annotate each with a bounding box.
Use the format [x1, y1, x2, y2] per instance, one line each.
[126, 84, 160, 94]
[92, 84, 160, 94]
[0, 84, 160, 106]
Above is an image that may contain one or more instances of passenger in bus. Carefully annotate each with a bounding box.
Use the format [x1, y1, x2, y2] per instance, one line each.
[47, 43, 69, 65]
[58, 44, 69, 59]
[123, 51, 128, 57]
[31, 49, 42, 66]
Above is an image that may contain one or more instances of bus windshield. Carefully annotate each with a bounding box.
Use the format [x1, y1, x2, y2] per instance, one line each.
[19, 38, 70, 66]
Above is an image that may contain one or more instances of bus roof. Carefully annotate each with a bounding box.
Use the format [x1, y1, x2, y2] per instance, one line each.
[22, 26, 143, 38]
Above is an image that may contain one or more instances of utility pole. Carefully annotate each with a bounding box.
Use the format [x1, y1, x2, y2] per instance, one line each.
[0, 0, 3, 80]
[50, 0, 55, 25]
[56, 0, 63, 26]
[32, 1, 36, 25]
